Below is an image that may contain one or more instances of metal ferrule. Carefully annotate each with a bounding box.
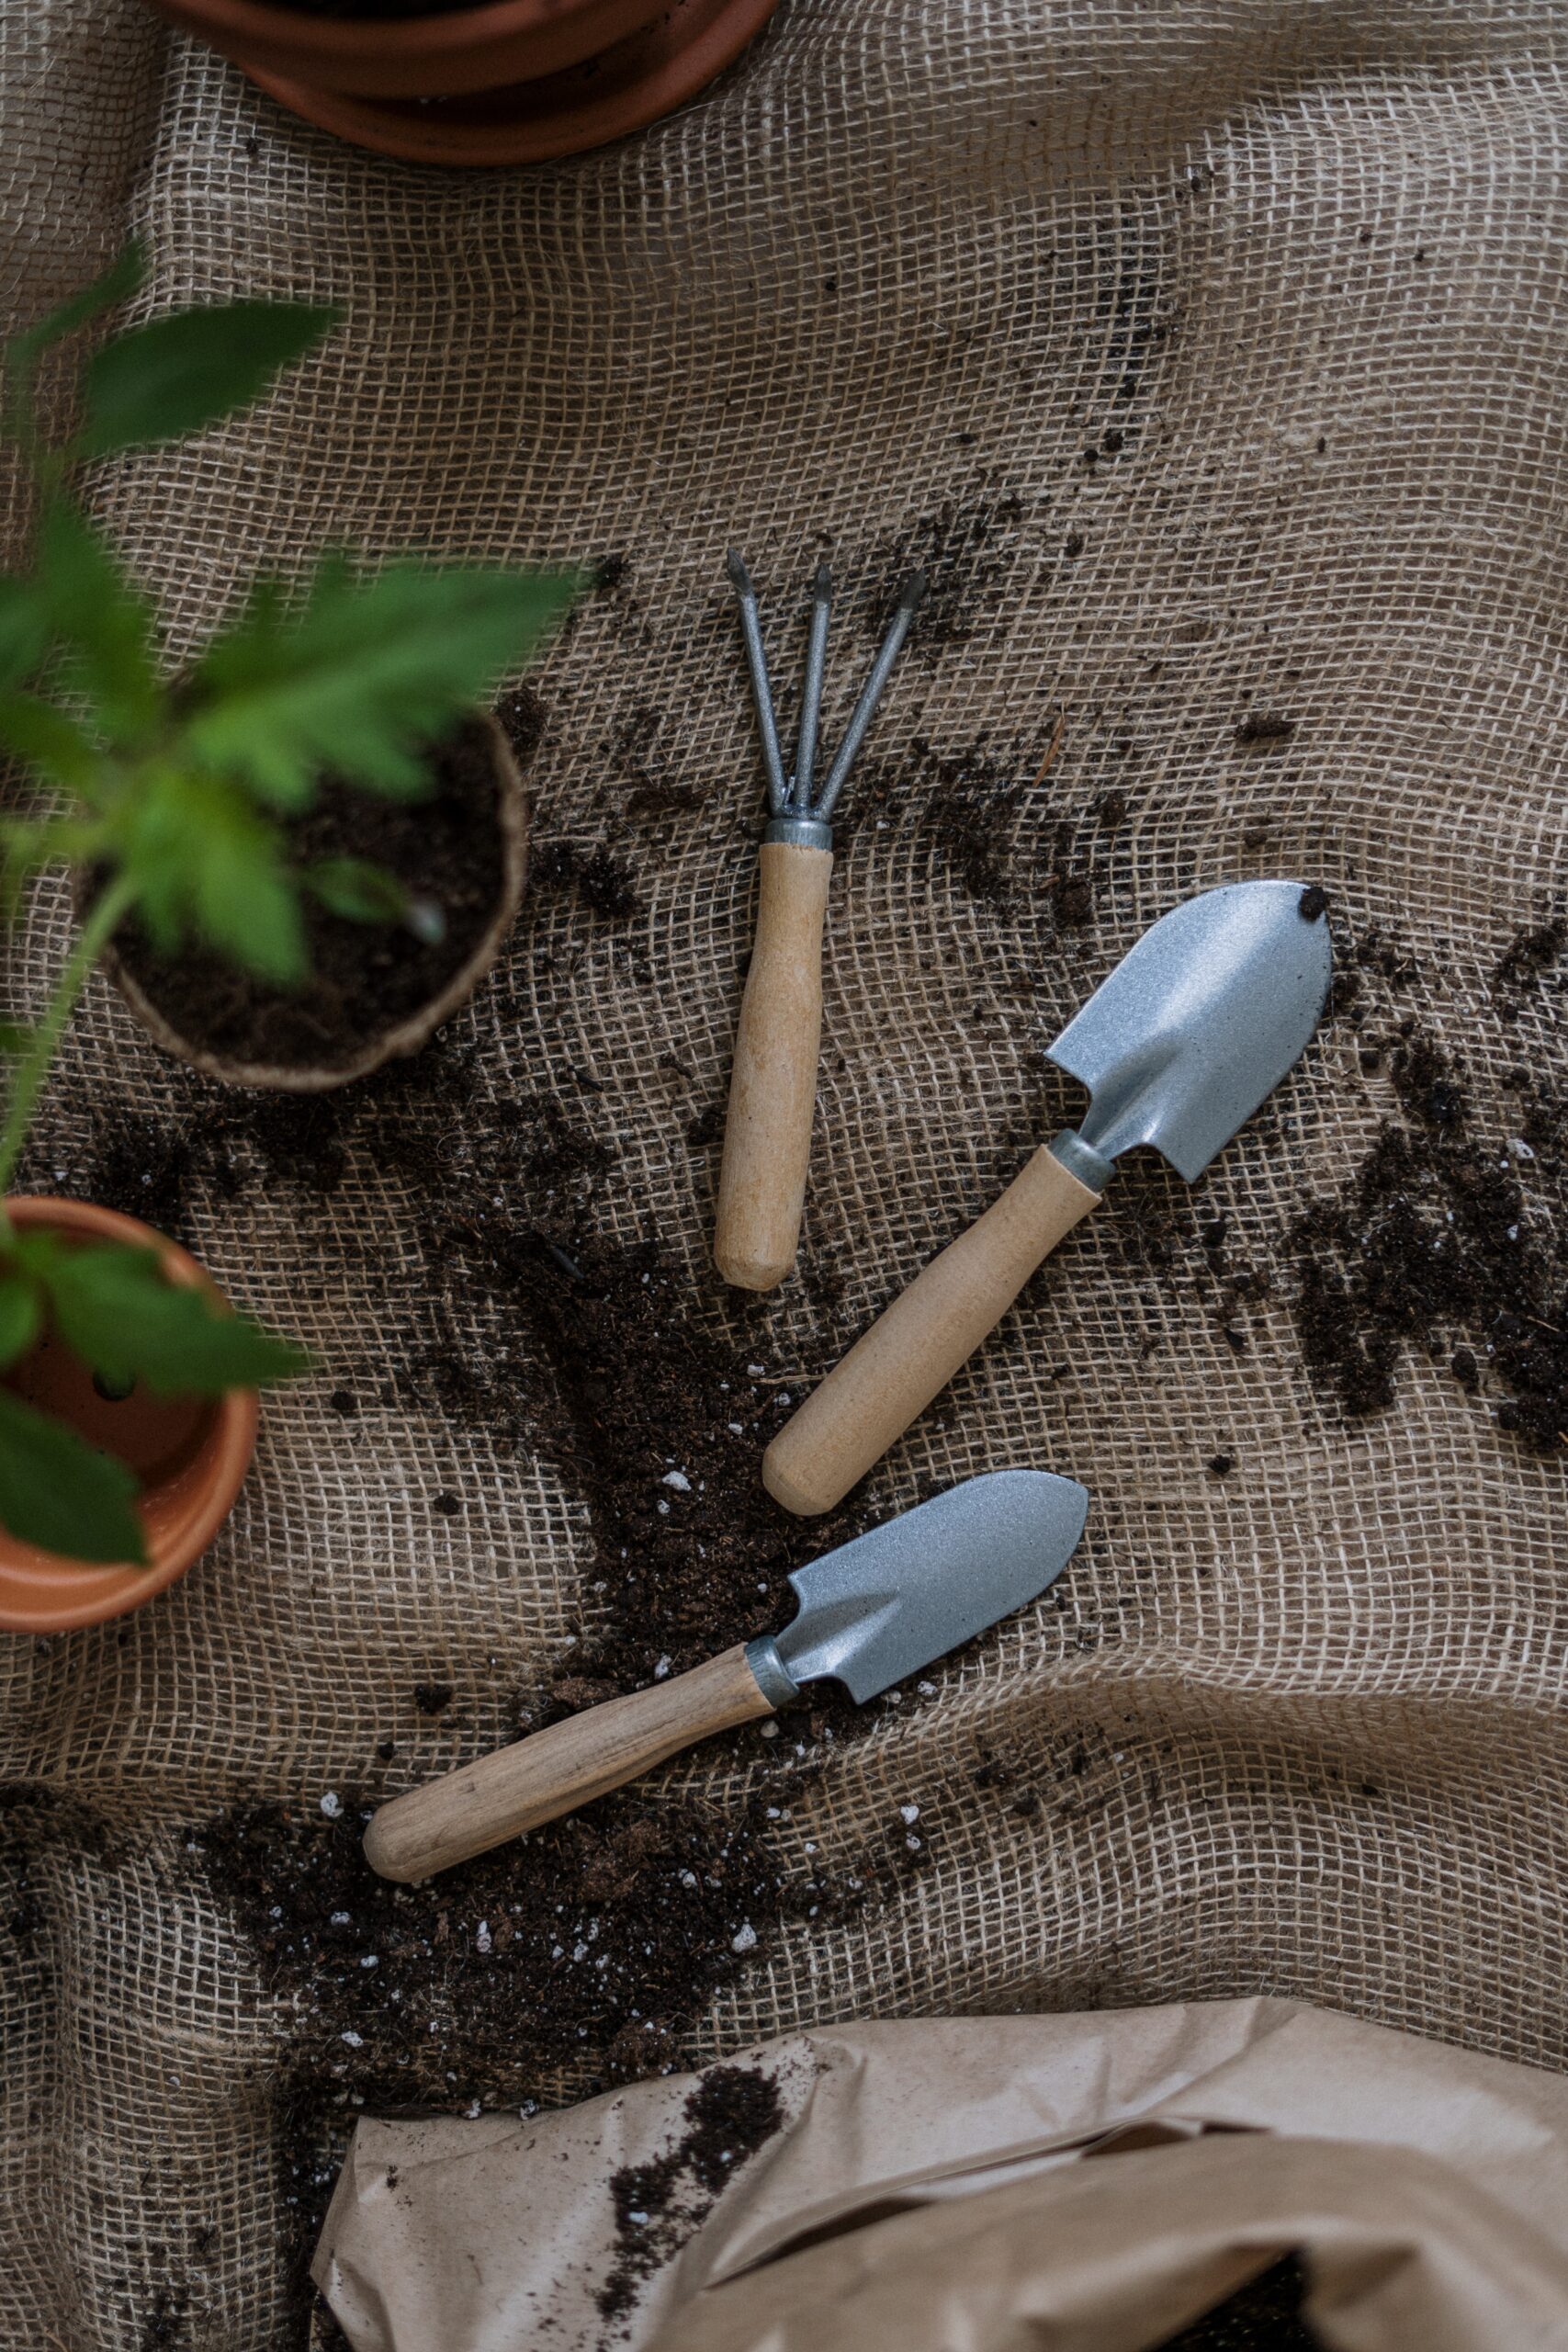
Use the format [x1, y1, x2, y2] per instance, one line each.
[764, 814, 833, 852]
[744, 1634, 801, 1711]
[1047, 1126, 1117, 1193]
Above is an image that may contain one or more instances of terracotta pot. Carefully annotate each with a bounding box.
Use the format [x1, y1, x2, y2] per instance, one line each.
[102, 713, 527, 1093]
[145, 0, 782, 165]
[0, 1198, 260, 1635]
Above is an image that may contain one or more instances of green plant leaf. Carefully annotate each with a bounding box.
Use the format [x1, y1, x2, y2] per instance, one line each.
[0, 1270, 41, 1368]
[305, 855, 445, 944]
[29, 1239, 310, 1396]
[0, 692, 100, 792]
[0, 1387, 145, 1564]
[6, 243, 147, 382]
[73, 298, 340, 462]
[186, 559, 579, 809]
[36, 500, 162, 750]
[0, 576, 51, 695]
[305, 854, 410, 923]
[112, 768, 307, 981]
[0, 1021, 35, 1055]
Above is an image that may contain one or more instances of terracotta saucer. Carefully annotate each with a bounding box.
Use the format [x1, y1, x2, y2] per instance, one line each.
[244, 0, 779, 164]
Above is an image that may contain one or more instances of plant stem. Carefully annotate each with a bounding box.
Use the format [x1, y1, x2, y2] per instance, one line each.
[0, 870, 138, 1208]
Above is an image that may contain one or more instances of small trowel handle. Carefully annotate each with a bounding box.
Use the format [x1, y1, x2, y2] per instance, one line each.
[363, 1645, 779, 1883]
[715, 840, 834, 1291]
[762, 1143, 1102, 1517]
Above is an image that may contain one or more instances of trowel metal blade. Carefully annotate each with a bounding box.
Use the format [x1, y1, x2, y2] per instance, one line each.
[1046, 880, 1332, 1182]
[774, 1470, 1089, 1703]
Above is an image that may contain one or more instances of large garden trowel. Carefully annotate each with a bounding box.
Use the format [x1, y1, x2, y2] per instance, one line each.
[764, 880, 1333, 1517]
[363, 1470, 1088, 1882]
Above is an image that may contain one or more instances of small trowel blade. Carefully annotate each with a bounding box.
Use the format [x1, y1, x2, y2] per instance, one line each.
[774, 1470, 1089, 1703]
[1047, 880, 1332, 1182]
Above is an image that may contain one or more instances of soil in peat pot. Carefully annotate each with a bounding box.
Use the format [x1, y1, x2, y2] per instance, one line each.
[110, 719, 508, 1075]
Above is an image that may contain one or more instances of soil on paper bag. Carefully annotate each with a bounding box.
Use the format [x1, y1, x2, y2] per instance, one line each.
[600, 2063, 785, 2324]
[109, 719, 508, 1074]
[1156, 2255, 1317, 2347]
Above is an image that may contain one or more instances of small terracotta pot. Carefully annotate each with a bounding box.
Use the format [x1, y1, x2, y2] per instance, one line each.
[144, 0, 781, 165]
[0, 1199, 260, 1635]
[102, 713, 527, 1093]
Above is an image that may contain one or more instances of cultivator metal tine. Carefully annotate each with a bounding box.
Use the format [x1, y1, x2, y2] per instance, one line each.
[792, 561, 832, 812]
[726, 548, 788, 817]
[727, 555, 925, 832]
[813, 569, 927, 821]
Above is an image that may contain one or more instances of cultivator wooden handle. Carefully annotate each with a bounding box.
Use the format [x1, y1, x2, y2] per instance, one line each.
[762, 1144, 1102, 1516]
[362, 1643, 776, 1882]
[714, 840, 834, 1291]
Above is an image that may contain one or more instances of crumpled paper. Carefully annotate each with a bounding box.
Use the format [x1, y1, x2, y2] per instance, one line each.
[313, 1996, 1568, 2349]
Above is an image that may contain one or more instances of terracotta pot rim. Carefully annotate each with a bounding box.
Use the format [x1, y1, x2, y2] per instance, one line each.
[102, 712, 527, 1095]
[243, 0, 775, 163]
[159, 0, 638, 62]
[0, 1198, 260, 1635]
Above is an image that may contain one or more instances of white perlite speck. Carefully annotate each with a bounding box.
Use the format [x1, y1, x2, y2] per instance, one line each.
[319, 1792, 343, 1819]
[900, 1804, 920, 1824]
[661, 1469, 692, 1491]
[340, 2030, 363, 2048]
[731, 1922, 758, 1953]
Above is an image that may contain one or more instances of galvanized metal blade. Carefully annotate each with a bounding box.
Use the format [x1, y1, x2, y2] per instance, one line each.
[1047, 880, 1332, 1182]
[773, 1470, 1089, 1702]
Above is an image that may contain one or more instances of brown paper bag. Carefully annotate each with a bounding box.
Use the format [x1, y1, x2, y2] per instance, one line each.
[313, 1997, 1568, 2349]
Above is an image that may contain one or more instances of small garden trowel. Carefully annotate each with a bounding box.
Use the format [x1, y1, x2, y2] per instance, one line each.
[764, 880, 1333, 1516]
[363, 1469, 1088, 1883]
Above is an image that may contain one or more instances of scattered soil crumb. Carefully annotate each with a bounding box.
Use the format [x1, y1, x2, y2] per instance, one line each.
[1234, 713, 1297, 749]
[1354, 929, 1419, 987]
[1290, 1051, 1567, 1447]
[495, 683, 547, 768]
[530, 840, 643, 922]
[1389, 1032, 1464, 1129]
[870, 487, 1028, 647]
[598, 2064, 784, 2324]
[1298, 886, 1329, 922]
[1495, 919, 1564, 989]
[858, 733, 1099, 923]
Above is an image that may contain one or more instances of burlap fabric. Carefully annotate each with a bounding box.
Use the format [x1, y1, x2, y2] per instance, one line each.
[3, 1, 1567, 2345]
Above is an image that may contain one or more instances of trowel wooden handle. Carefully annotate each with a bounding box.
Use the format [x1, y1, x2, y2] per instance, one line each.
[362, 1644, 776, 1883]
[762, 1145, 1101, 1516]
[715, 840, 834, 1291]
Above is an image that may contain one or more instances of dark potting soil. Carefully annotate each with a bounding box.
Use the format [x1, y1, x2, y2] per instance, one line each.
[600, 2063, 784, 2323]
[851, 729, 1100, 929]
[198, 1786, 840, 2339]
[110, 719, 508, 1073]
[138, 1040, 893, 2336]
[1290, 1048, 1568, 1449]
[1153, 2255, 1317, 2348]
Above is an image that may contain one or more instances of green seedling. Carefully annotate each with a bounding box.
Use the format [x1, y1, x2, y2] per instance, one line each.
[0, 245, 578, 1565]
